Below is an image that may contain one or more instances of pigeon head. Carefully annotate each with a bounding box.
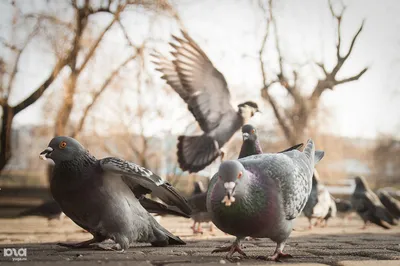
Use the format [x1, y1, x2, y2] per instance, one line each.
[238, 101, 260, 121]
[354, 176, 369, 191]
[217, 160, 248, 207]
[40, 136, 86, 164]
[241, 124, 258, 142]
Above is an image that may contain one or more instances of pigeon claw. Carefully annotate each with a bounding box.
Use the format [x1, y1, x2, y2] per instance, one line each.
[212, 243, 248, 261]
[269, 251, 293, 262]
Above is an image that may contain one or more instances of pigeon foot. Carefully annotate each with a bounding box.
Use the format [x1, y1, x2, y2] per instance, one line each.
[212, 241, 247, 261]
[257, 251, 293, 262]
[57, 238, 98, 249]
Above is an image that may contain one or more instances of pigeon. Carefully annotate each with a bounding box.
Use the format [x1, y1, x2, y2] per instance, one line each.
[351, 176, 397, 229]
[18, 200, 64, 220]
[239, 124, 304, 159]
[334, 198, 354, 221]
[187, 181, 213, 234]
[321, 197, 337, 227]
[39, 136, 191, 250]
[153, 31, 260, 173]
[302, 170, 333, 229]
[206, 139, 324, 261]
[377, 189, 400, 219]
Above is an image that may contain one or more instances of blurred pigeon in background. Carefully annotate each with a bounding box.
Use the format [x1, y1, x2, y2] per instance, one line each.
[18, 200, 64, 221]
[207, 139, 324, 261]
[377, 189, 400, 219]
[187, 181, 213, 234]
[321, 197, 337, 227]
[334, 198, 354, 222]
[40, 136, 191, 250]
[351, 176, 397, 229]
[153, 31, 259, 173]
[302, 170, 333, 229]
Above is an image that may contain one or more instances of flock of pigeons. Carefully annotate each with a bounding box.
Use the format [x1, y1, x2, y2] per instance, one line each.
[18, 30, 400, 262]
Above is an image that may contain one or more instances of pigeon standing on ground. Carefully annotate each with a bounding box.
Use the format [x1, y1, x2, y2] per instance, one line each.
[302, 171, 333, 229]
[187, 181, 213, 234]
[321, 197, 337, 227]
[377, 189, 400, 219]
[334, 198, 354, 222]
[153, 31, 260, 173]
[207, 139, 324, 261]
[351, 176, 397, 229]
[39, 136, 191, 250]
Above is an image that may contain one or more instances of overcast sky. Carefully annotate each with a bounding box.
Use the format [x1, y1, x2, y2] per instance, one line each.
[1, 0, 400, 139]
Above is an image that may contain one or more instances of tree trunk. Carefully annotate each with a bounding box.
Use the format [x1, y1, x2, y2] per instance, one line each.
[0, 105, 14, 172]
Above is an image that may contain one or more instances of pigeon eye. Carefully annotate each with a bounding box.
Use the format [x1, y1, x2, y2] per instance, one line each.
[59, 141, 67, 149]
[237, 171, 243, 179]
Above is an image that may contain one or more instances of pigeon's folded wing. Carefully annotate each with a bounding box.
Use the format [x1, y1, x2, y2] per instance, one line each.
[100, 157, 192, 216]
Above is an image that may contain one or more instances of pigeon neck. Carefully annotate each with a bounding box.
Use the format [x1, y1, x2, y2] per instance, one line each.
[57, 151, 97, 176]
[238, 139, 263, 159]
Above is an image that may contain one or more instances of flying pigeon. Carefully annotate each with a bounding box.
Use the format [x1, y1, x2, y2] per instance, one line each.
[39, 136, 191, 250]
[377, 189, 400, 219]
[302, 170, 333, 229]
[187, 181, 213, 234]
[18, 200, 64, 220]
[152, 31, 260, 173]
[351, 176, 397, 229]
[206, 139, 324, 261]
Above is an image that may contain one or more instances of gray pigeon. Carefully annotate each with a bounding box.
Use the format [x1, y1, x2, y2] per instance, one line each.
[153, 31, 260, 173]
[239, 124, 303, 159]
[377, 189, 400, 219]
[334, 198, 354, 221]
[351, 176, 397, 229]
[187, 181, 213, 234]
[302, 170, 333, 229]
[206, 139, 324, 261]
[40, 136, 191, 250]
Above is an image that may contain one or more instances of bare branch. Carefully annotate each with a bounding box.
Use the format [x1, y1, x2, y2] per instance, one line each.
[316, 62, 328, 76]
[77, 7, 124, 73]
[71, 53, 137, 138]
[13, 56, 69, 115]
[24, 13, 74, 30]
[336, 67, 368, 85]
[6, 25, 39, 98]
[342, 20, 364, 61]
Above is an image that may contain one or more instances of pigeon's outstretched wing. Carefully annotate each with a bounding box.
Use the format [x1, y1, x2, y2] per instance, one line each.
[153, 30, 236, 133]
[138, 197, 190, 218]
[100, 157, 191, 216]
[377, 190, 400, 219]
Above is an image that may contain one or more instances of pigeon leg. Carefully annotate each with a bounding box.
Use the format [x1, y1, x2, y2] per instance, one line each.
[57, 238, 100, 248]
[268, 242, 293, 262]
[308, 218, 313, 230]
[361, 221, 369, 230]
[209, 223, 214, 233]
[212, 237, 247, 261]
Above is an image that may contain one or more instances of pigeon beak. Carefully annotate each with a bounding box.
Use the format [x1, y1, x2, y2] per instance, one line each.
[242, 133, 249, 140]
[39, 147, 53, 160]
[221, 182, 236, 207]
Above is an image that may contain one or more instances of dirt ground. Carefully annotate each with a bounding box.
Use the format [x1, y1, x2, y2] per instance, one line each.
[0, 215, 399, 265]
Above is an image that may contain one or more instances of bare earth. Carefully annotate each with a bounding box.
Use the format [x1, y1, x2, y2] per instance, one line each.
[0, 215, 399, 265]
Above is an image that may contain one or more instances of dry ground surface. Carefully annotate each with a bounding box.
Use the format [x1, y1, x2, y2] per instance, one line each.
[0, 215, 399, 266]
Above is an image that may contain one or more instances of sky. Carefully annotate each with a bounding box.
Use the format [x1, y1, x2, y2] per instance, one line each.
[1, 0, 400, 139]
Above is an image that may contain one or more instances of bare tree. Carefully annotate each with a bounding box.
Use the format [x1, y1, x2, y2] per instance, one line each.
[0, 1, 73, 172]
[259, 0, 368, 144]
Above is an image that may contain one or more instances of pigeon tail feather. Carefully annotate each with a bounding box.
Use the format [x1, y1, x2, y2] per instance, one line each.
[177, 134, 220, 173]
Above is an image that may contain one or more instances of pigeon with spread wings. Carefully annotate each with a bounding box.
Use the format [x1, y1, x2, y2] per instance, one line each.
[153, 31, 259, 173]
